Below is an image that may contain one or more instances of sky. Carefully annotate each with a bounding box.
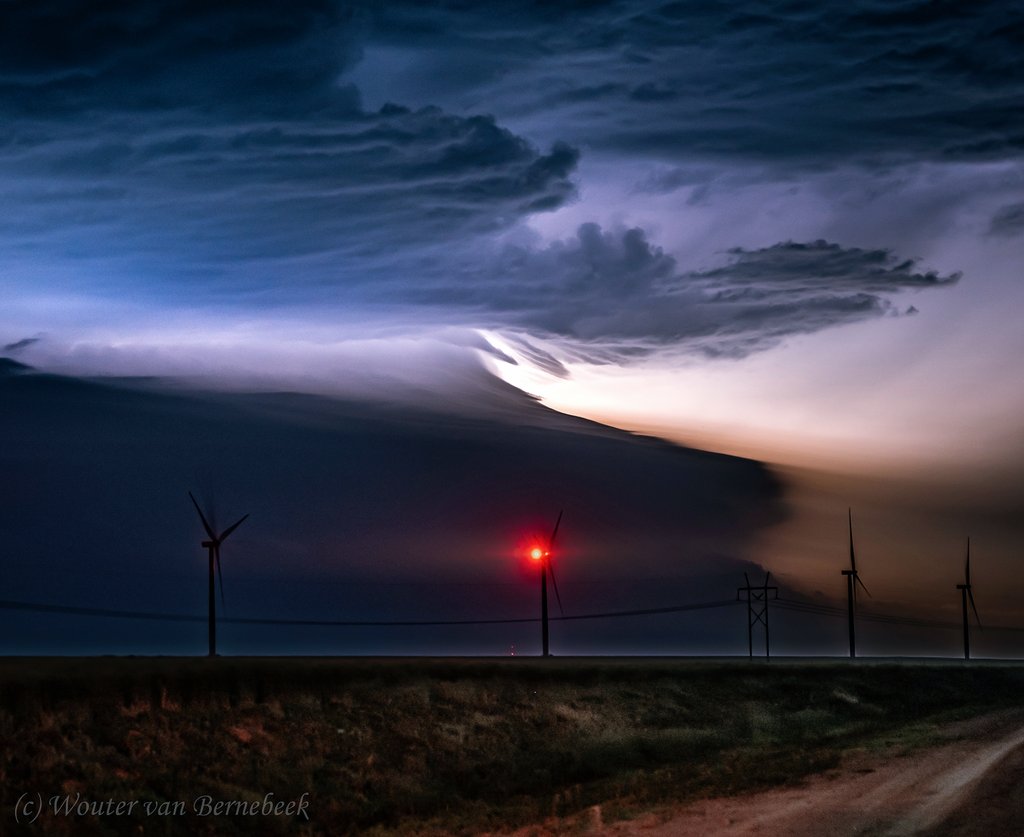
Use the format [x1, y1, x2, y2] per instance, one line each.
[3, 0, 1024, 656]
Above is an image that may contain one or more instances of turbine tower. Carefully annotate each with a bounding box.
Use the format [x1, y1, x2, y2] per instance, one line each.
[955, 537, 981, 660]
[189, 491, 248, 657]
[530, 510, 565, 657]
[841, 508, 870, 658]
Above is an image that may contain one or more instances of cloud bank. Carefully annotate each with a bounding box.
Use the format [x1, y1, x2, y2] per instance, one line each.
[0, 1, 978, 384]
[0, 0, 578, 290]
[360, 1, 1024, 166]
[434, 226, 960, 359]
[0, 362, 783, 653]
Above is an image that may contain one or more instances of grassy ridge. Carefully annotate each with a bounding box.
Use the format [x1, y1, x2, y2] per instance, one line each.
[2, 658, 1023, 835]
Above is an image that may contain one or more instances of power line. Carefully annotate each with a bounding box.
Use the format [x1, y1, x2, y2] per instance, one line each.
[0, 597, 739, 628]
[776, 599, 955, 628]
[0, 599, 205, 623]
[776, 598, 1024, 635]
[8, 593, 1024, 638]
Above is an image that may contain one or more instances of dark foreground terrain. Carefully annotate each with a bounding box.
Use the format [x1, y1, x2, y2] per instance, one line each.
[2, 657, 1022, 836]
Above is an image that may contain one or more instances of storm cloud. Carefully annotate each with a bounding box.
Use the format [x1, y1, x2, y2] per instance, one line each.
[0, 361, 783, 654]
[440, 226, 960, 359]
[2, 336, 41, 353]
[358, 1, 1024, 166]
[0, 0, 578, 290]
[0, 2, 991, 391]
[3, 1, 1023, 658]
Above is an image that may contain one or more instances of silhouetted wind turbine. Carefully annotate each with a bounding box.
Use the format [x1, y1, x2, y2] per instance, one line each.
[530, 510, 565, 657]
[189, 491, 248, 657]
[841, 508, 870, 658]
[956, 537, 982, 660]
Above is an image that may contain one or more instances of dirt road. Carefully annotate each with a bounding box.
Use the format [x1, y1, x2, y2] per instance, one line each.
[603, 711, 1024, 837]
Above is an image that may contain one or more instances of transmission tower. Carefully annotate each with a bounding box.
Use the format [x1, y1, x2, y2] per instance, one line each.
[737, 571, 778, 658]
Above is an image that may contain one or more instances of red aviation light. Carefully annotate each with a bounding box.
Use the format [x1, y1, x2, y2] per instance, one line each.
[529, 546, 545, 561]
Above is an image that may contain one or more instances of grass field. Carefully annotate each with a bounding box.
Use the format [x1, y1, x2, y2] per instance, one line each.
[2, 657, 1023, 835]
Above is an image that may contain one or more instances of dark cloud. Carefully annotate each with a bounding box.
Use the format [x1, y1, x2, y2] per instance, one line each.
[0, 364, 783, 653]
[697, 240, 961, 293]
[988, 202, 1024, 236]
[0, 2, 980, 372]
[5, 106, 578, 270]
[2, 336, 41, 352]
[0, 1, 578, 286]
[0, 0, 363, 117]
[359, 1, 1024, 166]
[437, 227, 960, 359]
[0, 358, 32, 376]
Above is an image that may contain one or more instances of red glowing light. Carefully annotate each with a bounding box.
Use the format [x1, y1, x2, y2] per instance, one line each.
[530, 547, 544, 561]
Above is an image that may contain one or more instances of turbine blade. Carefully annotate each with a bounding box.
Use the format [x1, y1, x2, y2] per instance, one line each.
[189, 491, 216, 541]
[219, 513, 249, 542]
[548, 557, 565, 616]
[548, 509, 564, 551]
[856, 574, 872, 598]
[763, 571, 771, 590]
[744, 571, 751, 590]
[216, 548, 225, 607]
[968, 588, 981, 628]
[848, 508, 857, 573]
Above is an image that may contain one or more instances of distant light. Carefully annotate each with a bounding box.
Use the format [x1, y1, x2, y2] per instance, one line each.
[530, 547, 544, 561]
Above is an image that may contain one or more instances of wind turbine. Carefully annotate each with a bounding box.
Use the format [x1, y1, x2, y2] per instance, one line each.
[956, 537, 981, 660]
[529, 510, 565, 657]
[841, 508, 870, 658]
[189, 491, 248, 657]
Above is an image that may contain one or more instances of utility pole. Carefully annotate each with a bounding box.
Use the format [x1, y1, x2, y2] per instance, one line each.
[737, 572, 778, 657]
